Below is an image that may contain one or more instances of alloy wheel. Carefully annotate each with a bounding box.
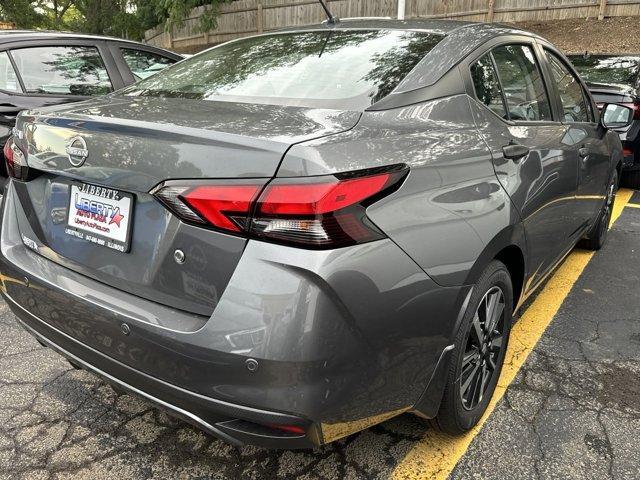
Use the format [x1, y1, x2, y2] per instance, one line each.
[459, 286, 506, 411]
[599, 174, 617, 242]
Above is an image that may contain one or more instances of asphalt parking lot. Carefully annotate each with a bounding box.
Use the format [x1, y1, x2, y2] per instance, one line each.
[0, 189, 639, 480]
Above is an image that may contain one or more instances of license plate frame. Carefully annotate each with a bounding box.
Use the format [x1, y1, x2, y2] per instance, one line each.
[65, 182, 134, 253]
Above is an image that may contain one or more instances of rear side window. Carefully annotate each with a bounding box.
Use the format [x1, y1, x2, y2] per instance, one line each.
[546, 51, 590, 123]
[471, 53, 507, 118]
[121, 48, 176, 80]
[0, 51, 21, 92]
[492, 45, 552, 121]
[123, 30, 444, 109]
[10, 46, 112, 96]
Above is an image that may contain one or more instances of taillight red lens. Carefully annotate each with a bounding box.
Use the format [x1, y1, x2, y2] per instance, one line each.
[3, 137, 14, 167]
[250, 170, 405, 247]
[181, 184, 264, 232]
[3, 136, 28, 180]
[152, 165, 408, 248]
[257, 173, 391, 216]
[154, 180, 267, 233]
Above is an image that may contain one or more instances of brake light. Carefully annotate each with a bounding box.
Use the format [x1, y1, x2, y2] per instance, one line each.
[154, 180, 267, 233]
[251, 170, 404, 247]
[3, 136, 28, 180]
[256, 174, 391, 215]
[152, 165, 407, 248]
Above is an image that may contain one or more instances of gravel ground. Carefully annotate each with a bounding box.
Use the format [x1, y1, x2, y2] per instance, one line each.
[515, 16, 640, 54]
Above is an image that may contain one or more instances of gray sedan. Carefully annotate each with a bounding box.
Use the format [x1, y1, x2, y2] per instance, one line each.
[0, 19, 630, 449]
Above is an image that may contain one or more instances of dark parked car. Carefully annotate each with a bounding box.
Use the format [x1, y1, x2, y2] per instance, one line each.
[0, 19, 630, 449]
[568, 54, 640, 187]
[0, 30, 182, 180]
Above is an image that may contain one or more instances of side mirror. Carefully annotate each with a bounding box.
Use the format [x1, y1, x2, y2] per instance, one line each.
[601, 103, 634, 129]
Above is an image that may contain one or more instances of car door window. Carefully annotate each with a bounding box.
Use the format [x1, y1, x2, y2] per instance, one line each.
[471, 53, 507, 118]
[10, 46, 112, 96]
[0, 51, 21, 92]
[492, 44, 552, 122]
[546, 51, 590, 123]
[120, 48, 176, 80]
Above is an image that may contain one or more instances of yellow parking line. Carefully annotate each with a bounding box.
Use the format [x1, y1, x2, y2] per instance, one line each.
[392, 188, 634, 480]
[625, 203, 640, 209]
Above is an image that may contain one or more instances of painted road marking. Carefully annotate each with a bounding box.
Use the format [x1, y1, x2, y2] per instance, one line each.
[392, 188, 634, 480]
[626, 203, 640, 209]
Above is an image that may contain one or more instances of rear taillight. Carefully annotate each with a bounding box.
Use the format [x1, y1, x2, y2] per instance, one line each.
[152, 165, 407, 249]
[3, 136, 28, 180]
[155, 181, 267, 233]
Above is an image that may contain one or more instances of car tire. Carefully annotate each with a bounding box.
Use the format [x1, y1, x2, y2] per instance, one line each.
[580, 169, 618, 251]
[621, 168, 640, 190]
[431, 260, 513, 435]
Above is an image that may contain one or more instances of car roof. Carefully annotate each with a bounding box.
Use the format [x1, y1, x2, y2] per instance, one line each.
[0, 29, 179, 54]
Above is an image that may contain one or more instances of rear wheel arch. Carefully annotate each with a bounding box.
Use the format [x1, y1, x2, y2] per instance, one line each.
[494, 245, 525, 310]
[464, 224, 527, 310]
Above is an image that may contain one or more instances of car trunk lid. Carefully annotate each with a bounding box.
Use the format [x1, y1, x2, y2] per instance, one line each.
[11, 96, 361, 316]
[18, 96, 361, 190]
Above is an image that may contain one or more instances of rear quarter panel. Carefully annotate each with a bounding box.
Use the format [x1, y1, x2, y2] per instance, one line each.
[279, 94, 523, 287]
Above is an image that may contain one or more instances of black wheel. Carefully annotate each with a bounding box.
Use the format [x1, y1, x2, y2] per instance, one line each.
[580, 169, 618, 251]
[432, 260, 513, 434]
[621, 168, 640, 190]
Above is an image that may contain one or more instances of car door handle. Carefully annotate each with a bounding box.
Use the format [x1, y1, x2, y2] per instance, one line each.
[578, 147, 590, 159]
[502, 143, 530, 162]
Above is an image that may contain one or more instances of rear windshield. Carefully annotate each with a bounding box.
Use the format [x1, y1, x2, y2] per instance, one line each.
[122, 30, 443, 109]
[569, 55, 640, 89]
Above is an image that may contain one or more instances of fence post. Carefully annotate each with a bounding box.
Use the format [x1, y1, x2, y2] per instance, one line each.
[598, 0, 607, 20]
[397, 0, 406, 20]
[257, 3, 264, 33]
[487, 0, 495, 22]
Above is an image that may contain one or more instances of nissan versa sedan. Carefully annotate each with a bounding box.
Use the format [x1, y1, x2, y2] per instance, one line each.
[0, 19, 631, 449]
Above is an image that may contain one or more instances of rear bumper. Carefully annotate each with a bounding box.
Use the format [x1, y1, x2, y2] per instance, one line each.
[6, 293, 318, 449]
[0, 180, 467, 447]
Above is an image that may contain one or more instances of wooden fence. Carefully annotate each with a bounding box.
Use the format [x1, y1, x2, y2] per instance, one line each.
[144, 0, 640, 53]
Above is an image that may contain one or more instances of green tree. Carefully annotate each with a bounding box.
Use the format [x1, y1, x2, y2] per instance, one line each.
[0, 0, 49, 29]
[1, 0, 232, 40]
[149, 0, 232, 33]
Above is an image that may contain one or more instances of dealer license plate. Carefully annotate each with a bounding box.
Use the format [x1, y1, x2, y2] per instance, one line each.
[65, 182, 134, 252]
